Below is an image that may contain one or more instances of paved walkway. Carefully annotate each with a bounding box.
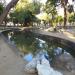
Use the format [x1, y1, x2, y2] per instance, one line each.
[33, 29, 75, 43]
[0, 34, 35, 75]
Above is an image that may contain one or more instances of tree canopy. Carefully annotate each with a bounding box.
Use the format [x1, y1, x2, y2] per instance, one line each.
[46, 0, 75, 28]
[9, 0, 41, 26]
[15, 0, 41, 14]
[68, 13, 75, 23]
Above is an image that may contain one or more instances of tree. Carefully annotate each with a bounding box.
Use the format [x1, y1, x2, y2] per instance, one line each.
[0, 3, 4, 15]
[56, 16, 63, 26]
[68, 13, 75, 25]
[46, 0, 75, 28]
[9, 11, 18, 26]
[27, 2, 41, 14]
[15, 0, 41, 14]
[10, 0, 41, 26]
[0, 0, 6, 6]
[61, 0, 68, 28]
[0, 0, 19, 25]
[46, 0, 67, 28]
[44, 0, 57, 27]
[67, 5, 74, 13]
[23, 10, 36, 26]
[45, 1, 57, 15]
[10, 8, 39, 27]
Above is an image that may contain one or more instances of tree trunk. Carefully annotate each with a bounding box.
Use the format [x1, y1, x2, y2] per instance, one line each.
[61, 0, 68, 28]
[63, 6, 67, 28]
[0, 0, 19, 25]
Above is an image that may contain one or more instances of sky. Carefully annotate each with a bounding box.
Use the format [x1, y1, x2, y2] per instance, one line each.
[6, 0, 11, 4]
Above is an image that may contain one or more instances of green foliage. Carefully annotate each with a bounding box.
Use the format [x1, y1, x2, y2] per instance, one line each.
[46, 0, 72, 27]
[23, 10, 36, 26]
[47, 0, 59, 6]
[10, 0, 41, 26]
[45, 1, 57, 15]
[15, 0, 41, 14]
[13, 31, 39, 54]
[43, 0, 57, 27]
[10, 9, 38, 26]
[56, 16, 63, 23]
[10, 11, 18, 23]
[25, 2, 41, 14]
[68, 13, 75, 23]
[0, 3, 4, 15]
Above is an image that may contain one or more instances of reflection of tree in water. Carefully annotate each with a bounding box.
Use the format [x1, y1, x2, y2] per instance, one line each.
[13, 31, 36, 54]
[13, 31, 64, 58]
[3, 31, 75, 60]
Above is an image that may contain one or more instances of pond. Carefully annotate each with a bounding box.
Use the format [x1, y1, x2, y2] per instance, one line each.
[2, 30, 75, 74]
[2, 30, 75, 58]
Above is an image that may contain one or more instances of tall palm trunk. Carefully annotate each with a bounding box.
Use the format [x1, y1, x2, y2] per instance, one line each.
[0, 0, 19, 25]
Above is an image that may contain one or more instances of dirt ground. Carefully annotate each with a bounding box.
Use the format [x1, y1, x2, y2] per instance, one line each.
[0, 35, 36, 75]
